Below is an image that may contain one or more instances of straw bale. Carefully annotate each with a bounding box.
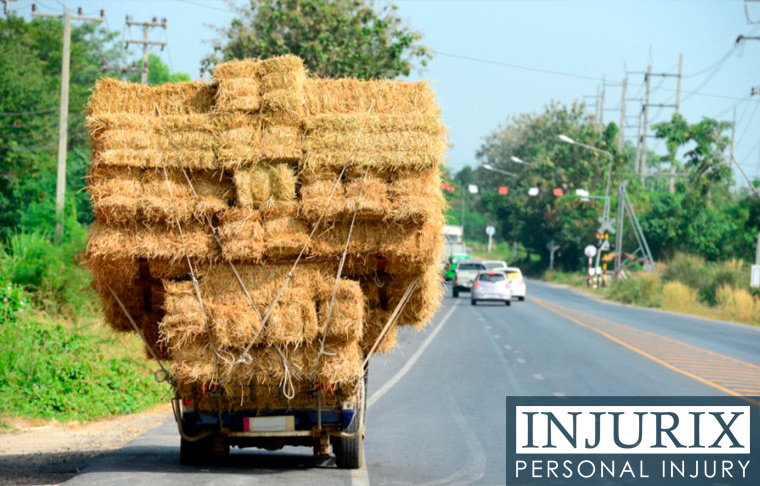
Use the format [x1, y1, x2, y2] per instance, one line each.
[213, 59, 261, 80]
[257, 55, 306, 78]
[298, 178, 346, 222]
[217, 208, 265, 262]
[171, 342, 219, 384]
[215, 78, 261, 112]
[234, 166, 271, 207]
[344, 175, 391, 220]
[260, 125, 301, 161]
[93, 148, 217, 170]
[263, 216, 310, 259]
[87, 166, 142, 224]
[360, 309, 398, 355]
[96, 129, 215, 151]
[87, 78, 214, 116]
[311, 220, 443, 265]
[260, 200, 298, 220]
[87, 220, 217, 262]
[302, 114, 445, 135]
[302, 130, 444, 154]
[262, 293, 319, 346]
[316, 279, 364, 343]
[198, 262, 326, 299]
[216, 117, 300, 168]
[388, 168, 446, 223]
[387, 263, 444, 328]
[304, 79, 438, 115]
[212, 381, 351, 412]
[141, 168, 194, 223]
[88, 114, 217, 134]
[268, 163, 297, 201]
[301, 150, 441, 171]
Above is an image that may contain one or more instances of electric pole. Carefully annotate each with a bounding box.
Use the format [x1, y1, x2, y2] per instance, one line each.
[640, 65, 652, 185]
[125, 15, 167, 85]
[2, 0, 16, 16]
[598, 82, 606, 129]
[675, 53, 684, 113]
[618, 77, 627, 151]
[31, 4, 104, 239]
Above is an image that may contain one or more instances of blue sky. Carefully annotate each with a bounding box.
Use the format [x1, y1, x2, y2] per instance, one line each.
[17, 0, 760, 180]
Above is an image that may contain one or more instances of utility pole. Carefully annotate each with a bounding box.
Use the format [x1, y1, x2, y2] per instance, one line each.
[125, 15, 167, 85]
[618, 77, 627, 151]
[598, 82, 606, 129]
[640, 65, 652, 186]
[32, 4, 104, 239]
[675, 53, 684, 114]
[546, 240, 560, 270]
[2, 0, 16, 16]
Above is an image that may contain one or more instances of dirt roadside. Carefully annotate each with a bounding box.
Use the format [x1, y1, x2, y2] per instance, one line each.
[0, 405, 172, 486]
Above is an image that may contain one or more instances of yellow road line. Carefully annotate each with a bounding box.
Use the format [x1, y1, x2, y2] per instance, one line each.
[532, 297, 760, 406]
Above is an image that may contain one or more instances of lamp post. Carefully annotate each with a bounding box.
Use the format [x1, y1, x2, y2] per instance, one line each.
[559, 134, 616, 282]
[510, 156, 532, 165]
[482, 164, 517, 177]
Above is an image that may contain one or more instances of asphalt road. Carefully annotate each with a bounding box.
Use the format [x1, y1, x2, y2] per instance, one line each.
[63, 280, 760, 485]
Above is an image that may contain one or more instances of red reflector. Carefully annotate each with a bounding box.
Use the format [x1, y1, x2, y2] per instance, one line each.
[182, 398, 192, 406]
[474, 281, 480, 288]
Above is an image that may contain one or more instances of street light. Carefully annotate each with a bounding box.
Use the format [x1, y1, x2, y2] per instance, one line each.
[558, 134, 575, 145]
[482, 164, 517, 177]
[510, 156, 531, 165]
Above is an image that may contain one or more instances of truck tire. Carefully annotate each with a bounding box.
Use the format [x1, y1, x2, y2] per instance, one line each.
[335, 372, 366, 469]
[504, 300, 511, 307]
[179, 435, 213, 466]
[470, 299, 477, 306]
[453, 287, 459, 298]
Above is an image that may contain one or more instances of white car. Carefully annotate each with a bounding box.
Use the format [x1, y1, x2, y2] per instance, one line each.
[505, 267, 526, 301]
[483, 260, 508, 271]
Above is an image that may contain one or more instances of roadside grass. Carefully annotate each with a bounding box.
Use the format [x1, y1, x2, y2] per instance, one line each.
[0, 230, 166, 425]
[542, 256, 760, 327]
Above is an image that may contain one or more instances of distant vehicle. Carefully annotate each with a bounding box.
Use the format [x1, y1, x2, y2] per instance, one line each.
[452, 259, 486, 297]
[444, 253, 470, 281]
[505, 267, 526, 301]
[471, 271, 512, 306]
[483, 260, 508, 271]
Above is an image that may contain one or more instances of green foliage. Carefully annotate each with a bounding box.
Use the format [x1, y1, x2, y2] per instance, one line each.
[0, 312, 165, 421]
[128, 53, 191, 85]
[663, 253, 748, 306]
[0, 275, 27, 324]
[204, 0, 430, 79]
[607, 273, 662, 308]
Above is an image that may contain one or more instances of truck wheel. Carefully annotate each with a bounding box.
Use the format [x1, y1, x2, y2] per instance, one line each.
[504, 300, 511, 307]
[518, 296, 525, 301]
[335, 373, 365, 469]
[453, 287, 459, 298]
[179, 435, 213, 466]
[470, 299, 477, 306]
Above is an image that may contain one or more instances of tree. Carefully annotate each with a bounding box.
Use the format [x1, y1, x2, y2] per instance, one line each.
[204, 0, 430, 79]
[128, 53, 191, 85]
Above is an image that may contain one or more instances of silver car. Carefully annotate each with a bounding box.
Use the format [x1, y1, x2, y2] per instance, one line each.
[471, 271, 512, 306]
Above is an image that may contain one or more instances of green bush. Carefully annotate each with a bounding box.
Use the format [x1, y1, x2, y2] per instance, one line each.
[0, 274, 27, 324]
[0, 227, 94, 318]
[662, 253, 748, 306]
[607, 272, 662, 307]
[0, 312, 166, 421]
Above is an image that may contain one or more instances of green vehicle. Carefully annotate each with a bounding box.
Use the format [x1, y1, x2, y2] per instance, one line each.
[444, 253, 471, 281]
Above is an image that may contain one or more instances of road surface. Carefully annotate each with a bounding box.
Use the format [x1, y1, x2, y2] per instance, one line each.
[62, 280, 760, 485]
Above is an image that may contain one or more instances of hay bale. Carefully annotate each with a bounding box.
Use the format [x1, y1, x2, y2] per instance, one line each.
[263, 216, 310, 259]
[298, 177, 346, 222]
[316, 279, 364, 343]
[217, 208, 265, 262]
[302, 114, 445, 135]
[216, 115, 300, 168]
[301, 149, 441, 171]
[87, 220, 217, 262]
[387, 264, 444, 328]
[93, 148, 217, 170]
[304, 79, 438, 115]
[87, 166, 142, 224]
[360, 309, 398, 355]
[302, 130, 444, 154]
[87, 78, 214, 116]
[388, 168, 446, 223]
[234, 163, 297, 209]
[344, 174, 391, 220]
[215, 78, 261, 112]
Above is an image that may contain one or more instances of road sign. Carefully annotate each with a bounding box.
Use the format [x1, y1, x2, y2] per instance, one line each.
[597, 217, 616, 234]
[485, 226, 495, 236]
[752, 265, 760, 288]
[575, 189, 589, 197]
[600, 240, 610, 251]
[584, 245, 597, 258]
[498, 186, 509, 195]
[553, 188, 564, 196]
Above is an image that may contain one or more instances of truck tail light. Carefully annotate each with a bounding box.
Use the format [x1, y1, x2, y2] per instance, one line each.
[182, 397, 195, 413]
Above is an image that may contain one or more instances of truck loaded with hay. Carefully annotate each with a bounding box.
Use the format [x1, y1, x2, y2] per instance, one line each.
[84, 55, 447, 468]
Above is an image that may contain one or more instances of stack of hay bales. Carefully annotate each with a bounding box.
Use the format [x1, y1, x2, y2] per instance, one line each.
[85, 56, 447, 412]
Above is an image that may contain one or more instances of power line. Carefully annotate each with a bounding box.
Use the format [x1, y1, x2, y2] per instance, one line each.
[172, 0, 232, 13]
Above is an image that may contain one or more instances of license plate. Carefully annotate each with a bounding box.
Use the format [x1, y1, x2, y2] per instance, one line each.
[244, 416, 295, 432]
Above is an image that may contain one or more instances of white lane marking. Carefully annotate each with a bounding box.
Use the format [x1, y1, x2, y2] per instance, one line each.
[368, 301, 460, 409]
[503, 344, 512, 350]
[553, 392, 565, 397]
[493, 334, 500, 339]
[516, 358, 526, 364]
[485, 324, 491, 329]
[350, 451, 370, 486]
[533, 374, 544, 381]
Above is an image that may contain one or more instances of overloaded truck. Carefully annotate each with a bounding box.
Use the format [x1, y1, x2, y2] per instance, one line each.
[85, 56, 447, 468]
